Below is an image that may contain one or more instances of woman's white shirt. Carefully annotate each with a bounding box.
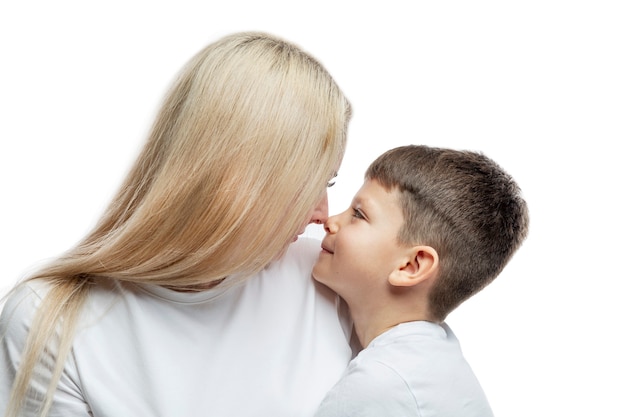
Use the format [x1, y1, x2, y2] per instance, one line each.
[0, 238, 353, 417]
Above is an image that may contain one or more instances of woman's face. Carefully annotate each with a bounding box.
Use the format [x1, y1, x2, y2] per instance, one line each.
[270, 190, 329, 261]
[292, 191, 329, 243]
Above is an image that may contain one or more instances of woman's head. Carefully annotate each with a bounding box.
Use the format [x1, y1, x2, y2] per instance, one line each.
[72, 32, 351, 287]
[3, 33, 351, 417]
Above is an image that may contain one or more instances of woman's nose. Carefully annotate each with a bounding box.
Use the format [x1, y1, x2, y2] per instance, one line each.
[309, 192, 329, 225]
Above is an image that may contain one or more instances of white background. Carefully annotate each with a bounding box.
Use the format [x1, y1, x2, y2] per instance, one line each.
[1, 1, 624, 415]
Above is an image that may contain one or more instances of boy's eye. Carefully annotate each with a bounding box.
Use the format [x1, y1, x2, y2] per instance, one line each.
[352, 208, 365, 219]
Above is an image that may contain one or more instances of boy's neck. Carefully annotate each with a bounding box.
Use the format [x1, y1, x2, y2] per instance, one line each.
[349, 300, 435, 348]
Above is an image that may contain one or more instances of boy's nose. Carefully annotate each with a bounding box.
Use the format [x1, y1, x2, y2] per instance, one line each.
[309, 192, 329, 225]
[324, 213, 340, 234]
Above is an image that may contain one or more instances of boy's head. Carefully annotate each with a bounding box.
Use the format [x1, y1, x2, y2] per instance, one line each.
[313, 145, 529, 322]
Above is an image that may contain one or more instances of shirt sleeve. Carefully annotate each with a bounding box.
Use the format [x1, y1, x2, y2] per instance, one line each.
[314, 359, 420, 417]
[0, 283, 92, 417]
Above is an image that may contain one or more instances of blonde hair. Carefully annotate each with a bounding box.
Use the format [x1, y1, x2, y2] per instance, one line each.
[4, 32, 351, 416]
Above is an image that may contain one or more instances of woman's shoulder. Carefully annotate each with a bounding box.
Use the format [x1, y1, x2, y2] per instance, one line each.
[0, 280, 50, 351]
[1, 279, 50, 317]
[280, 237, 322, 269]
[242, 237, 335, 305]
[0, 278, 124, 339]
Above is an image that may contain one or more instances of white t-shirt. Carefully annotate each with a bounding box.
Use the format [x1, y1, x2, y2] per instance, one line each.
[0, 238, 353, 417]
[314, 321, 493, 417]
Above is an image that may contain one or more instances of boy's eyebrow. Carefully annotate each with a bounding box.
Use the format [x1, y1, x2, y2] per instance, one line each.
[352, 195, 370, 211]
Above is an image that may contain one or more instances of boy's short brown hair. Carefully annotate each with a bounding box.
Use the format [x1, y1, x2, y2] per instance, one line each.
[366, 145, 529, 321]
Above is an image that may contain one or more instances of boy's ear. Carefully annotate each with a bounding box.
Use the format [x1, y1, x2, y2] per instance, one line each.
[388, 246, 439, 287]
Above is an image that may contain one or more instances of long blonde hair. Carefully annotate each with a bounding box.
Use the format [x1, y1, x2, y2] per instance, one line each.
[4, 32, 351, 416]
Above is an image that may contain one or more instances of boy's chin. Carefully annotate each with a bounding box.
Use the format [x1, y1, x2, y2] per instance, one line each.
[311, 266, 323, 283]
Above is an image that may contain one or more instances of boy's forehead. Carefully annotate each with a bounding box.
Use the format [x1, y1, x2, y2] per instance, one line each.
[354, 179, 401, 208]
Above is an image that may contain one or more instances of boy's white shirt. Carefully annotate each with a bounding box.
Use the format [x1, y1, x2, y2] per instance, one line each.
[0, 238, 353, 417]
[314, 321, 493, 417]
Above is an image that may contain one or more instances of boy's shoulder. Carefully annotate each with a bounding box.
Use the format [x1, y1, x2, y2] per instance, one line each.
[325, 321, 494, 417]
[316, 356, 420, 416]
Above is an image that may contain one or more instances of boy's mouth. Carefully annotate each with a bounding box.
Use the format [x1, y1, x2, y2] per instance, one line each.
[321, 243, 334, 254]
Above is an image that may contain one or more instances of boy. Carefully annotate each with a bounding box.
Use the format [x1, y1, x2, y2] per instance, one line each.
[313, 145, 529, 416]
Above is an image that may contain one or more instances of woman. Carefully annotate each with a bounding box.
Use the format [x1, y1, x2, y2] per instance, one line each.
[1, 32, 352, 417]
